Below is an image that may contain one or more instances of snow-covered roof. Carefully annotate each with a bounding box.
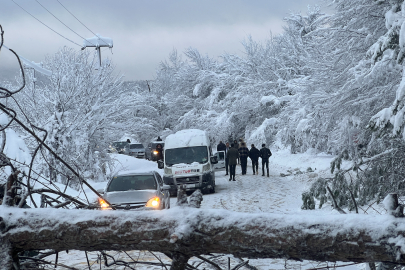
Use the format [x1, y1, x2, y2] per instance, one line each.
[165, 129, 209, 149]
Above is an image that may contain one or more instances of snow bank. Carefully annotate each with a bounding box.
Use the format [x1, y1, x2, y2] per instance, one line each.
[271, 148, 334, 173]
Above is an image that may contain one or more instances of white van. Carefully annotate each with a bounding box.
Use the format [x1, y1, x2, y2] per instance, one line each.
[159, 129, 217, 196]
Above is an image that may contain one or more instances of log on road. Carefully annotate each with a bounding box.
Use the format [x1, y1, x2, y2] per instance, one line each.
[1, 206, 405, 265]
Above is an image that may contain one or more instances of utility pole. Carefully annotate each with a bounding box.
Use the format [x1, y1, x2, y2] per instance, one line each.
[24, 65, 37, 90]
[82, 34, 113, 67]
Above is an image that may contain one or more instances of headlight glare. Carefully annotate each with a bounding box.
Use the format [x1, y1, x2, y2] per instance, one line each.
[146, 197, 160, 208]
[98, 198, 110, 210]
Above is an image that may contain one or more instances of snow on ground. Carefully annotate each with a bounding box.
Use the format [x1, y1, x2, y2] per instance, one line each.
[53, 149, 367, 270]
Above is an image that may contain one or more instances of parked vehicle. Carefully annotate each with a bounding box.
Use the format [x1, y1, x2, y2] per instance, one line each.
[213, 150, 226, 170]
[129, 143, 145, 158]
[109, 141, 130, 155]
[145, 142, 165, 161]
[159, 129, 218, 196]
[97, 171, 170, 210]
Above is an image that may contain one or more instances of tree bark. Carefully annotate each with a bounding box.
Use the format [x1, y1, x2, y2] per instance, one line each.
[0, 238, 13, 270]
[1, 207, 405, 266]
[170, 252, 190, 270]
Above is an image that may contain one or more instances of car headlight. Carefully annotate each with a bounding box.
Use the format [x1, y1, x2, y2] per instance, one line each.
[98, 198, 111, 210]
[164, 167, 172, 174]
[153, 150, 159, 155]
[145, 197, 160, 208]
[203, 163, 210, 172]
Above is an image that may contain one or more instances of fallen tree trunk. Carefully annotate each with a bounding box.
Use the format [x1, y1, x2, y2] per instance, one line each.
[1, 206, 405, 266]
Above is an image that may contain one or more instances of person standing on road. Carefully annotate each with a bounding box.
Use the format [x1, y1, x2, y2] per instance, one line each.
[238, 142, 249, 175]
[233, 140, 240, 164]
[249, 144, 260, 175]
[226, 143, 239, 181]
[225, 142, 230, 176]
[217, 141, 226, 152]
[260, 144, 272, 177]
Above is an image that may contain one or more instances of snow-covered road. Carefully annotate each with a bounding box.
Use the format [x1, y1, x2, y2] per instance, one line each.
[201, 166, 303, 214]
[54, 150, 366, 270]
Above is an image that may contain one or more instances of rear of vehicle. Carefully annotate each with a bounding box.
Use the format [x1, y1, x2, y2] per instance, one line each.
[110, 141, 130, 155]
[162, 129, 216, 196]
[98, 171, 170, 210]
[129, 143, 145, 158]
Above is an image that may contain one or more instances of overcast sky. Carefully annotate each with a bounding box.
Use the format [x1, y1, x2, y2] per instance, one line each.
[0, 0, 331, 82]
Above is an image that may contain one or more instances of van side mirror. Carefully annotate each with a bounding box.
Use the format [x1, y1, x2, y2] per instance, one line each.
[210, 156, 218, 164]
[157, 160, 164, 169]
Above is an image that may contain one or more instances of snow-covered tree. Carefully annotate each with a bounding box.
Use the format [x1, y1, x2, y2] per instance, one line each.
[13, 47, 134, 185]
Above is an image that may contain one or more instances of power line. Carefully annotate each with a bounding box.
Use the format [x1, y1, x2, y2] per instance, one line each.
[11, 0, 81, 47]
[34, 0, 96, 46]
[56, 0, 111, 47]
[56, 0, 97, 37]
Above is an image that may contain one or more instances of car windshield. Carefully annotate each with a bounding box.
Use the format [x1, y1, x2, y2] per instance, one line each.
[165, 146, 208, 166]
[107, 175, 157, 192]
[130, 144, 144, 149]
[112, 142, 128, 148]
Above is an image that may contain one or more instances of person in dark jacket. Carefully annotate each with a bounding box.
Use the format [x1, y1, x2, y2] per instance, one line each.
[260, 144, 272, 177]
[217, 141, 226, 152]
[249, 144, 260, 175]
[225, 142, 230, 175]
[238, 142, 249, 175]
[226, 143, 239, 181]
[233, 140, 240, 164]
[155, 143, 164, 161]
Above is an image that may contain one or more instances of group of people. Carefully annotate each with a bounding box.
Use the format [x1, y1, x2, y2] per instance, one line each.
[217, 139, 272, 181]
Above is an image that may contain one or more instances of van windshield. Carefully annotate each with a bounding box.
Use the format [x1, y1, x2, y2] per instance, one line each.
[165, 146, 208, 166]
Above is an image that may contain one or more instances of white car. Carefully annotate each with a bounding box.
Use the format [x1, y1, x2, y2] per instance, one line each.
[128, 143, 146, 158]
[98, 171, 170, 210]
